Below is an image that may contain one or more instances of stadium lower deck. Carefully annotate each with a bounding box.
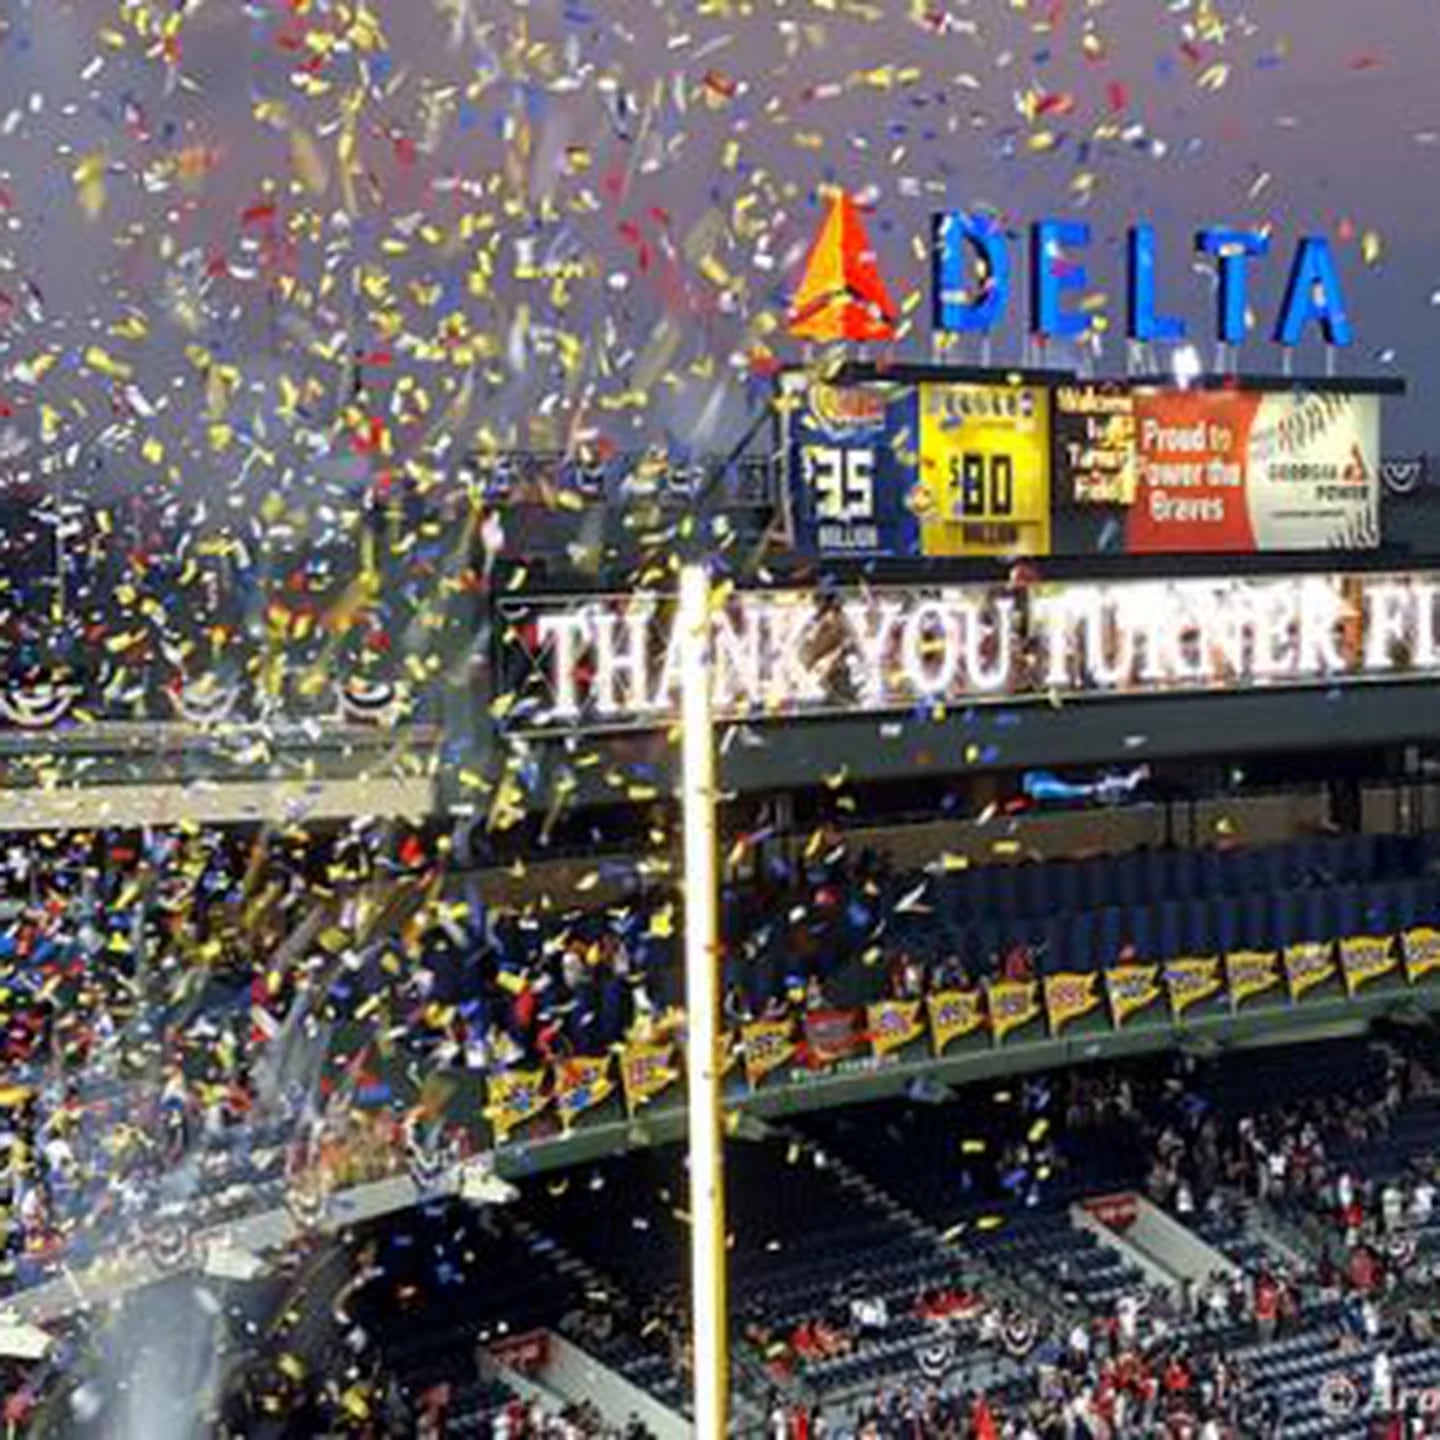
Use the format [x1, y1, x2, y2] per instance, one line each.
[1, 812, 1439, 1437]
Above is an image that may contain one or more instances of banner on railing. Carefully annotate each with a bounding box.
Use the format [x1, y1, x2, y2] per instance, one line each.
[742, 1017, 796, 1088]
[987, 980, 1040, 1042]
[485, 1068, 550, 1143]
[1044, 972, 1100, 1035]
[554, 1056, 614, 1131]
[1165, 956, 1223, 1017]
[868, 1000, 925, 1059]
[1340, 935, 1397, 995]
[1106, 965, 1162, 1027]
[804, 1008, 866, 1069]
[1403, 927, 1440, 985]
[1227, 950, 1281, 1007]
[1283, 941, 1336, 1001]
[619, 1040, 679, 1115]
[927, 989, 986, 1055]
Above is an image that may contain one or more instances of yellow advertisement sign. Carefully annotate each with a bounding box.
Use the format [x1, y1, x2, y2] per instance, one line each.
[916, 383, 1052, 557]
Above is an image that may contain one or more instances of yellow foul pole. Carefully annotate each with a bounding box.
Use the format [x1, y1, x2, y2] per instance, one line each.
[678, 563, 728, 1437]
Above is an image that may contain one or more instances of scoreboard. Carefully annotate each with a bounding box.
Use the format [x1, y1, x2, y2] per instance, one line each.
[781, 367, 1385, 561]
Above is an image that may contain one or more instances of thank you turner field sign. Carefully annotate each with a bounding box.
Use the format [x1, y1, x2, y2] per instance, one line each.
[498, 569, 1440, 733]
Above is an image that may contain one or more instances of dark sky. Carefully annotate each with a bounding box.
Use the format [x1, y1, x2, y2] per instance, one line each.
[2, 0, 1439, 514]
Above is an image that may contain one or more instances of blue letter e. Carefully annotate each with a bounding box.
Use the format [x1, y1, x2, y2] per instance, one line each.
[1031, 218, 1092, 341]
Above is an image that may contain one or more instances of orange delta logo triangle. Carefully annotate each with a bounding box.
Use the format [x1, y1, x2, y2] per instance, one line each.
[787, 191, 899, 343]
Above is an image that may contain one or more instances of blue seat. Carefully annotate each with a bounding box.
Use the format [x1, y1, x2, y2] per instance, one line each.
[1214, 899, 1239, 953]
[1097, 907, 1124, 966]
[1129, 906, 1155, 958]
[1053, 863, 1082, 912]
[1183, 899, 1212, 952]
[1070, 912, 1097, 970]
[1158, 902, 1184, 959]
[1335, 884, 1362, 934]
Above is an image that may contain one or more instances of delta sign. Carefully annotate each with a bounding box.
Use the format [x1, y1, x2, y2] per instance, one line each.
[933, 214, 1352, 348]
[786, 193, 1354, 350]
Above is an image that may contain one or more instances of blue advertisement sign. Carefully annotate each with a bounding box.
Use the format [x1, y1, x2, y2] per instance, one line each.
[783, 374, 920, 559]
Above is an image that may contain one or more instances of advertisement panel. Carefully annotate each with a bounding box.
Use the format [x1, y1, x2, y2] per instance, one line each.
[1055, 383, 1138, 505]
[782, 374, 919, 559]
[917, 383, 1051, 556]
[1126, 391, 1379, 553]
[499, 569, 1440, 733]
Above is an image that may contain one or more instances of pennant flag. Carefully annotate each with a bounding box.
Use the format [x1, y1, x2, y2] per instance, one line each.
[742, 1017, 796, 1088]
[867, 999, 925, 1059]
[1403, 927, 1440, 985]
[1044, 972, 1100, 1035]
[1227, 950, 1281, 1007]
[1283, 941, 1336, 1001]
[484, 1068, 550, 1144]
[927, 989, 986, 1056]
[986, 980, 1040, 1042]
[554, 1055, 614, 1131]
[1340, 935, 1397, 996]
[1165, 957, 1222, 1018]
[1106, 965, 1161, 1027]
[619, 1040, 679, 1116]
[787, 191, 898, 343]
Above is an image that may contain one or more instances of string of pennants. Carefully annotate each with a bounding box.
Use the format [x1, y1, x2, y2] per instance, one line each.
[484, 927, 1440, 1145]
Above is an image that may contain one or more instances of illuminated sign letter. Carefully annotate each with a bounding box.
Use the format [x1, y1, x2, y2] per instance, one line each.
[1275, 236, 1353, 347]
[932, 212, 1010, 334]
[537, 610, 592, 721]
[1031, 219, 1091, 340]
[1196, 228, 1269, 345]
[592, 604, 654, 717]
[1365, 582, 1411, 671]
[1127, 224, 1186, 343]
[843, 600, 903, 708]
[900, 599, 961, 697]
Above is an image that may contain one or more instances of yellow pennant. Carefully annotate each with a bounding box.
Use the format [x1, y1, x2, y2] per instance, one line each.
[867, 1000, 925, 1059]
[1044, 972, 1100, 1036]
[1282, 941, 1336, 1001]
[1165, 957, 1222, 1018]
[1226, 950, 1280, 1007]
[484, 1068, 550, 1144]
[986, 980, 1040, 1042]
[926, 989, 985, 1056]
[741, 1017, 796, 1089]
[1340, 935, 1397, 996]
[553, 1055, 614, 1131]
[619, 1040, 679, 1116]
[1402, 927, 1440, 985]
[1106, 965, 1161, 1027]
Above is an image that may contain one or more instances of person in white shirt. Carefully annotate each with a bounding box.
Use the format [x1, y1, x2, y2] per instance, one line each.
[1413, 1179, 1435, 1228]
[1382, 1181, 1404, 1234]
[1371, 1349, 1395, 1415]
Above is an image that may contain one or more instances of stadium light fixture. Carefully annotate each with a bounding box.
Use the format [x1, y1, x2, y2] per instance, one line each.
[678, 562, 729, 1438]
